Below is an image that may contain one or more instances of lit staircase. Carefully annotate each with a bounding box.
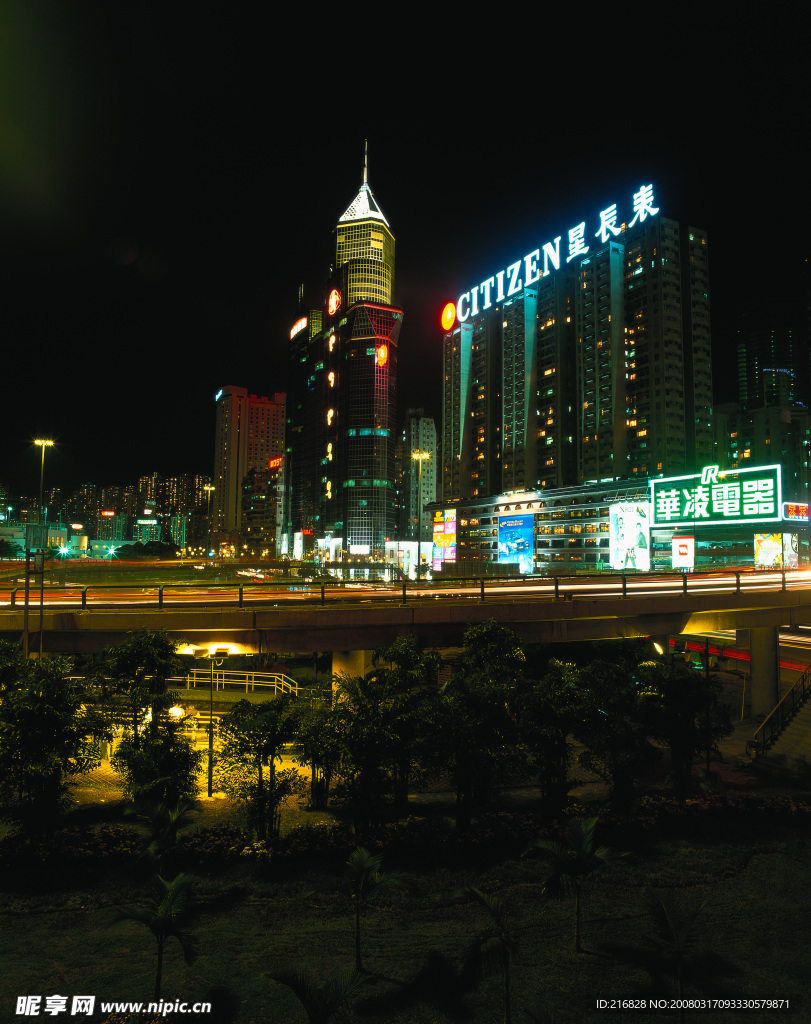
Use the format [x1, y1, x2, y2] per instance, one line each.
[749, 662, 811, 777]
[757, 702, 811, 776]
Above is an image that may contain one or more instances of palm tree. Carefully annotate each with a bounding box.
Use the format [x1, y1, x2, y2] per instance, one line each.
[270, 967, 371, 1024]
[523, 817, 627, 953]
[601, 889, 737, 1022]
[124, 797, 198, 874]
[111, 873, 197, 1001]
[454, 885, 518, 1024]
[306, 846, 404, 972]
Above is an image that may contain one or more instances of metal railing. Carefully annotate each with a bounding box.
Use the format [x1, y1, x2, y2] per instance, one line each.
[750, 660, 811, 757]
[176, 669, 300, 695]
[1, 568, 799, 611]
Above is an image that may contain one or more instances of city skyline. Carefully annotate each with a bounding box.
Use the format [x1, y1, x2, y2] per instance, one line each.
[1, 8, 806, 496]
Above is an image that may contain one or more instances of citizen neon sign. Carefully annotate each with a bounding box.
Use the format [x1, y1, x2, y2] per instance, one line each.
[450, 184, 659, 325]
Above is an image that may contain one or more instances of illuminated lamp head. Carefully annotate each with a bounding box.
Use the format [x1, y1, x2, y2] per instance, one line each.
[328, 289, 341, 316]
[376, 344, 388, 367]
[441, 301, 456, 332]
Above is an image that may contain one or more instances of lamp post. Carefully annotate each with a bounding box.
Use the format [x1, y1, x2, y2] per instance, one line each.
[34, 439, 54, 525]
[194, 646, 229, 797]
[411, 449, 432, 578]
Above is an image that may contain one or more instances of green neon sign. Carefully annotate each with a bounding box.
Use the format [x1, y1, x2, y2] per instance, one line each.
[650, 464, 782, 528]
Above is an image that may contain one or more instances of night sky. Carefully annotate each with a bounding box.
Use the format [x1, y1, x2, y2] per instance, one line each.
[1, 4, 806, 498]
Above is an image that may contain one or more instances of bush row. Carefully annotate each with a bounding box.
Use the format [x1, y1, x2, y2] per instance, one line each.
[3, 794, 810, 882]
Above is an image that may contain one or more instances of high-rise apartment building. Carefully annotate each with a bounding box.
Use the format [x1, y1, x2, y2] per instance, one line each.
[212, 387, 285, 535]
[285, 156, 402, 559]
[737, 273, 811, 410]
[441, 184, 713, 499]
[398, 409, 437, 542]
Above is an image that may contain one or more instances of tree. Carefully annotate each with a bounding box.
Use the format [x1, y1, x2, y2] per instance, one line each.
[111, 873, 197, 1002]
[102, 629, 182, 748]
[516, 660, 582, 816]
[103, 630, 201, 804]
[0, 538, 21, 559]
[575, 660, 659, 814]
[295, 699, 344, 810]
[214, 695, 300, 840]
[0, 655, 107, 830]
[306, 846, 404, 972]
[112, 731, 203, 805]
[523, 817, 627, 953]
[124, 798, 199, 874]
[270, 967, 371, 1024]
[636, 659, 733, 800]
[371, 637, 441, 809]
[329, 666, 433, 833]
[432, 621, 526, 830]
[0, 641, 24, 696]
[454, 885, 518, 1024]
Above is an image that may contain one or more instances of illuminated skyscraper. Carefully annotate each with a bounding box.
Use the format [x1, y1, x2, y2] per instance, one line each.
[334, 158, 395, 306]
[286, 152, 402, 559]
[441, 184, 713, 498]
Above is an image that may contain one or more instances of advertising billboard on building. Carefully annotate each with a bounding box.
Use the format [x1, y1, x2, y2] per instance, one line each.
[609, 503, 650, 571]
[432, 509, 457, 571]
[651, 464, 782, 528]
[754, 533, 798, 569]
[671, 535, 695, 570]
[498, 514, 534, 574]
[783, 502, 808, 523]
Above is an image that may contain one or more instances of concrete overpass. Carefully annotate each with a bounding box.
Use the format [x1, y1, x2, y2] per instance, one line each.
[3, 585, 811, 715]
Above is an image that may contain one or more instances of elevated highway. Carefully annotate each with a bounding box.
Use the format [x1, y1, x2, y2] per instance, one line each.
[2, 570, 809, 715]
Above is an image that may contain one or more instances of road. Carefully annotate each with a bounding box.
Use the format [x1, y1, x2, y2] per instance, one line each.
[1, 568, 809, 610]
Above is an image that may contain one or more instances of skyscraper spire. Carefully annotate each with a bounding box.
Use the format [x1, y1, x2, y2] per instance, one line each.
[363, 139, 368, 185]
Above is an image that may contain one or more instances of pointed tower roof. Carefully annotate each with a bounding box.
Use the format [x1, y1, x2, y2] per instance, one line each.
[337, 182, 390, 227]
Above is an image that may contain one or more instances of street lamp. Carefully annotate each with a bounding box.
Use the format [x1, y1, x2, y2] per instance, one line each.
[193, 645, 229, 797]
[34, 439, 54, 525]
[411, 449, 432, 578]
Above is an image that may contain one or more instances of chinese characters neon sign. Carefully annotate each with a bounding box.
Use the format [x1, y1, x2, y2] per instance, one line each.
[650, 464, 782, 528]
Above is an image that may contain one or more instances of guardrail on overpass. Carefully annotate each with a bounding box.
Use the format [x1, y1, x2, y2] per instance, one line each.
[3, 570, 811, 656]
[2, 569, 802, 610]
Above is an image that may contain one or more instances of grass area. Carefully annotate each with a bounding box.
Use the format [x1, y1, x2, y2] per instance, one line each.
[2, 815, 810, 1023]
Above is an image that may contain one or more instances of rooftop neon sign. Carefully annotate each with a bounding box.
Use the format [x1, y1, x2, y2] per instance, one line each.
[651, 464, 782, 528]
[446, 183, 660, 328]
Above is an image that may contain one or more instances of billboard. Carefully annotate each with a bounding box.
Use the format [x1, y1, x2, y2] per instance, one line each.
[651, 464, 781, 528]
[432, 509, 457, 571]
[754, 533, 798, 569]
[783, 502, 808, 522]
[385, 540, 421, 579]
[609, 503, 650, 571]
[671, 535, 695, 570]
[498, 514, 534, 574]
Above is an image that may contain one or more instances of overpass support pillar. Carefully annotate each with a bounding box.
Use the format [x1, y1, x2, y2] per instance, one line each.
[747, 626, 780, 718]
[331, 649, 375, 687]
